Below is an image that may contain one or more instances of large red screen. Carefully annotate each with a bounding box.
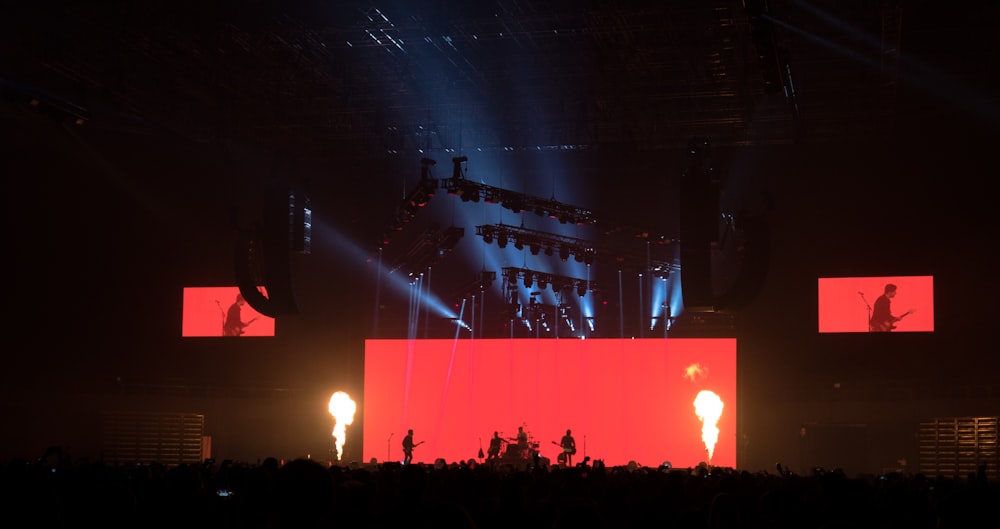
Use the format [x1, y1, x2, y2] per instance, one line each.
[363, 338, 737, 469]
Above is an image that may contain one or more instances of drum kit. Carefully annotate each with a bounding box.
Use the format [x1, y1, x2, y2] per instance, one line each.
[497, 427, 541, 469]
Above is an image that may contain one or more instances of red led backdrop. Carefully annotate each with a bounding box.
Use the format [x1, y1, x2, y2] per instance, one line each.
[363, 338, 737, 468]
[817, 275, 934, 333]
[181, 286, 276, 337]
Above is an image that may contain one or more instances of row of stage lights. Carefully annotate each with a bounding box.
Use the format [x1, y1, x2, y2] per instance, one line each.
[381, 156, 598, 247]
[379, 156, 679, 277]
[478, 225, 596, 264]
[509, 300, 582, 335]
[502, 267, 596, 297]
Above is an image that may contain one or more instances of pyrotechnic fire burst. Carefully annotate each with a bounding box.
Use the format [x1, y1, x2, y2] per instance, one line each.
[693, 390, 723, 463]
[328, 391, 356, 461]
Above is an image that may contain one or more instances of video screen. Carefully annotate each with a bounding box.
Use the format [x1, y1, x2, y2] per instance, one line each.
[363, 338, 737, 469]
[818, 275, 934, 333]
[181, 286, 275, 337]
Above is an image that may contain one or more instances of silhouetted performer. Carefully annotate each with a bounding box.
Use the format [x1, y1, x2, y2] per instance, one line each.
[869, 283, 908, 332]
[487, 431, 504, 461]
[223, 293, 256, 336]
[401, 428, 421, 465]
[558, 429, 577, 467]
[512, 426, 528, 458]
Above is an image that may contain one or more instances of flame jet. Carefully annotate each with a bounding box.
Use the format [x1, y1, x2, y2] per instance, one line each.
[693, 390, 723, 463]
[328, 391, 357, 461]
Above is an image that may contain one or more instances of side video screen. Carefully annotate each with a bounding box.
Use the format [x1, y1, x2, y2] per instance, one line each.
[181, 286, 275, 337]
[818, 275, 934, 333]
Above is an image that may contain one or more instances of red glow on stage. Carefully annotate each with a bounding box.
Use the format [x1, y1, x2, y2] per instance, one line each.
[363, 338, 737, 469]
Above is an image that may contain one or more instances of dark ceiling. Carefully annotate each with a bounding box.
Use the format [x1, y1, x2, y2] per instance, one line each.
[8, 0, 992, 153]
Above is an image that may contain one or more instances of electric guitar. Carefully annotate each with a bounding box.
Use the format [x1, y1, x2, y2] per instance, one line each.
[224, 317, 258, 336]
[552, 440, 577, 455]
[869, 309, 914, 332]
[404, 440, 425, 452]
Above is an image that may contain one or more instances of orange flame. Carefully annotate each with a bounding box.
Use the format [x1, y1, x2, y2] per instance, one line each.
[693, 390, 723, 463]
[683, 363, 708, 383]
[328, 391, 356, 461]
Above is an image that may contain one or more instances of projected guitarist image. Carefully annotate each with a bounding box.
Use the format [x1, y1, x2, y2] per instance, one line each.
[869, 283, 913, 332]
[222, 293, 258, 336]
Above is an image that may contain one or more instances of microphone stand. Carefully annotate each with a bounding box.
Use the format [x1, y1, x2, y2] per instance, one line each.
[387, 433, 393, 463]
[858, 292, 872, 332]
[215, 300, 226, 336]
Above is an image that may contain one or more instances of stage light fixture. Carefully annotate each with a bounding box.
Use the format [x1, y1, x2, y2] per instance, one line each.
[497, 232, 508, 248]
[559, 246, 570, 261]
[529, 242, 541, 255]
[523, 273, 533, 288]
[514, 239, 524, 251]
[452, 156, 467, 179]
[483, 231, 494, 244]
[577, 282, 587, 297]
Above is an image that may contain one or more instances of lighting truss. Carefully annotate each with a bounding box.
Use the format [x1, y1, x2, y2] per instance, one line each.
[454, 270, 497, 298]
[379, 158, 439, 246]
[501, 266, 598, 295]
[379, 156, 680, 271]
[500, 278, 586, 336]
[389, 224, 464, 275]
[479, 223, 680, 275]
[477, 223, 596, 263]
[440, 168, 675, 241]
[439, 175, 595, 225]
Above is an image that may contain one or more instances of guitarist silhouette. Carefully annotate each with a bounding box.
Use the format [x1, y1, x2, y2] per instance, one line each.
[401, 429, 423, 465]
[869, 283, 912, 332]
[553, 429, 577, 466]
[222, 294, 257, 336]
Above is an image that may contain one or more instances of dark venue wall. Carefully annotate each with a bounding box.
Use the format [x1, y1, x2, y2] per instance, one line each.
[2, 0, 999, 476]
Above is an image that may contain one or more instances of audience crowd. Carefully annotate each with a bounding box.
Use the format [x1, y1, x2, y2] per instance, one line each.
[1, 449, 996, 528]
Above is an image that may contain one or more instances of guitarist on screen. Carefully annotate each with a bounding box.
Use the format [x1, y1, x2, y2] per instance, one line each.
[869, 283, 912, 332]
[222, 294, 258, 336]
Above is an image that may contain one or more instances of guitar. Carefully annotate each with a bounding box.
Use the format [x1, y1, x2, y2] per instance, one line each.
[552, 440, 577, 455]
[869, 309, 914, 332]
[224, 316, 258, 336]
